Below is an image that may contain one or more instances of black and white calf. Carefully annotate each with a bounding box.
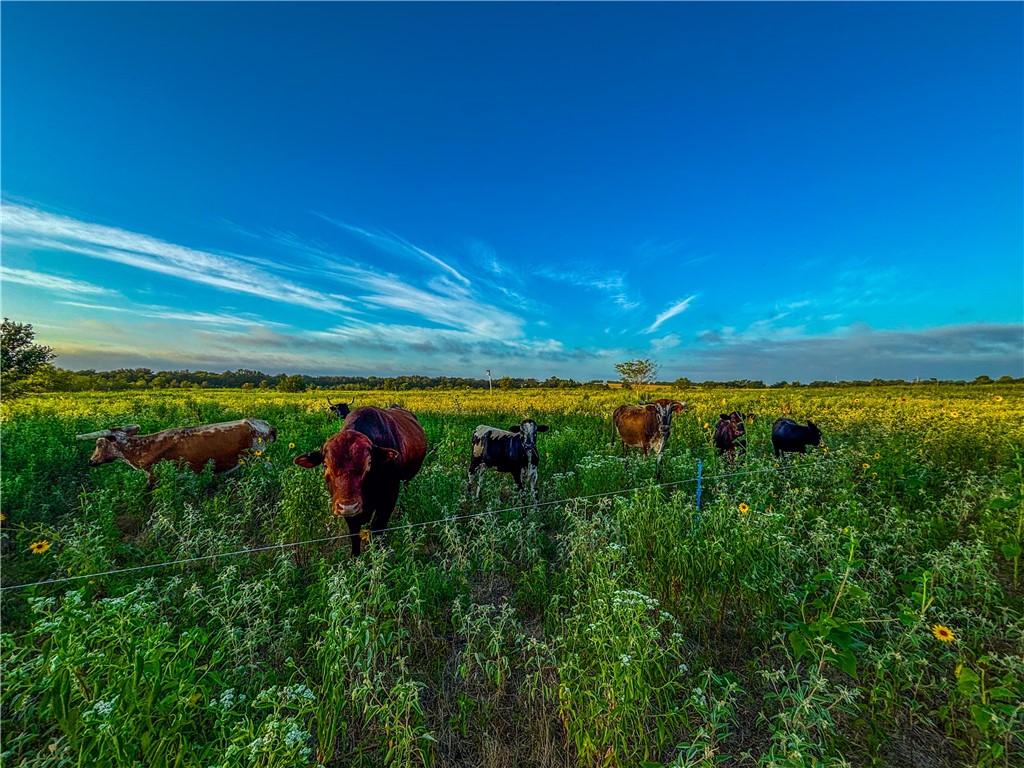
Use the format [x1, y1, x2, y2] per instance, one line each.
[467, 419, 550, 502]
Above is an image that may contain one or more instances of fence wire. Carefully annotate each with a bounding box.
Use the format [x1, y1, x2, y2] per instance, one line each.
[1, 455, 846, 592]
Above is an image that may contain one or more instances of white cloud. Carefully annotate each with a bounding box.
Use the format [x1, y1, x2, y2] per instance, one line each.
[314, 213, 471, 286]
[645, 295, 697, 333]
[1, 266, 116, 296]
[2, 203, 353, 313]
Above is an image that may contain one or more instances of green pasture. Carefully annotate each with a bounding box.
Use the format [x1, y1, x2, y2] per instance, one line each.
[1, 386, 1022, 767]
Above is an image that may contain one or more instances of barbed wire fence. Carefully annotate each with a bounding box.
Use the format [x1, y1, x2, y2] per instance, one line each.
[1, 455, 848, 593]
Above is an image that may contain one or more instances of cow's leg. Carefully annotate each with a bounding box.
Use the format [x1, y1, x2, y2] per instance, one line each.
[527, 463, 540, 504]
[513, 467, 525, 495]
[346, 516, 362, 557]
[467, 456, 485, 498]
[370, 483, 401, 543]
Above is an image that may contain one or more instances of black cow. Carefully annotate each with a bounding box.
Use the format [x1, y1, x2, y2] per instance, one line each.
[771, 418, 823, 457]
[467, 419, 550, 502]
[714, 412, 752, 457]
[327, 396, 355, 420]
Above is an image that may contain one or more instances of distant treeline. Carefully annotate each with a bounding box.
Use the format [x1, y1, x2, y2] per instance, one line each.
[18, 366, 1024, 393]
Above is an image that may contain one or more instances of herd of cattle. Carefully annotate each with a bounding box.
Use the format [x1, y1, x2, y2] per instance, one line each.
[76, 399, 825, 555]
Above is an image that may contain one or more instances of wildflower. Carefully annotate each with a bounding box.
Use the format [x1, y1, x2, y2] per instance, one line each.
[239, 459, 246, 466]
[288, 442, 295, 449]
[255, 450, 263, 457]
[949, 411, 959, 418]
[703, 423, 709, 429]
[862, 463, 871, 470]
[619, 654, 632, 666]
[359, 529, 371, 544]
[0, 512, 6, 522]
[993, 395, 1003, 402]
[955, 663, 964, 679]
[738, 503, 750, 514]
[932, 624, 955, 643]
[874, 453, 880, 460]
[29, 540, 51, 555]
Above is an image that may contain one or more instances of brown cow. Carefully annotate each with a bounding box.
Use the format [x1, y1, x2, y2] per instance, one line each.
[714, 412, 753, 458]
[294, 405, 427, 556]
[78, 419, 277, 479]
[612, 399, 687, 478]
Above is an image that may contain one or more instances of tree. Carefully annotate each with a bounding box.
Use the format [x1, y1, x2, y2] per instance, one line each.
[614, 358, 659, 392]
[1, 318, 55, 394]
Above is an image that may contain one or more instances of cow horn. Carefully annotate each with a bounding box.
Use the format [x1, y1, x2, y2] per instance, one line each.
[76, 429, 114, 440]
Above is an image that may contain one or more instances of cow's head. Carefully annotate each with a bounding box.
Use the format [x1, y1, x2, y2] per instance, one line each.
[294, 431, 399, 517]
[717, 413, 745, 442]
[77, 425, 141, 467]
[806, 420, 824, 447]
[327, 397, 355, 420]
[508, 419, 550, 456]
[643, 400, 687, 436]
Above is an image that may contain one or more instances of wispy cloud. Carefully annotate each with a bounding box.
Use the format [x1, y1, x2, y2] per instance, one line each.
[57, 301, 290, 329]
[1, 266, 116, 296]
[646, 295, 698, 333]
[538, 266, 641, 313]
[314, 213, 471, 286]
[2, 202, 352, 313]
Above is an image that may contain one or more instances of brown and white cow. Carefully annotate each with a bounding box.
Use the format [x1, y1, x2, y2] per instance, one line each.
[612, 399, 687, 478]
[294, 405, 427, 556]
[78, 419, 277, 479]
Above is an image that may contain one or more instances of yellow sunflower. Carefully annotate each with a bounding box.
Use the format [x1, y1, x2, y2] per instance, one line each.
[359, 529, 372, 544]
[932, 624, 955, 643]
[993, 395, 1003, 402]
[29, 539, 51, 555]
[288, 442, 296, 449]
[738, 503, 750, 515]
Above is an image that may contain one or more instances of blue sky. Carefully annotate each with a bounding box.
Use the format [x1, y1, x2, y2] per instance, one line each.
[2, 2, 1021, 382]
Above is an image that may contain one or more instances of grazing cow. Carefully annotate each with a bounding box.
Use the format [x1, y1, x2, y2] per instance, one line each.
[327, 396, 355, 420]
[467, 419, 550, 502]
[294, 406, 427, 556]
[77, 419, 277, 479]
[771, 418, 824, 457]
[612, 399, 688, 478]
[714, 412, 753, 457]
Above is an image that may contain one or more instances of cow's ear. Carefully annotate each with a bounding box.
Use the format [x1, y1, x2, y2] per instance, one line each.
[536, 424, 549, 432]
[508, 425, 522, 433]
[294, 451, 324, 469]
[644, 404, 658, 412]
[673, 402, 686, 413]
[372, 446, 400, 463]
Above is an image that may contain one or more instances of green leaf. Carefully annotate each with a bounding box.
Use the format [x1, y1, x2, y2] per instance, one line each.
[833, 649, 858, 679]
[789, 629, 809, 661]
[970, 704, 992, 734]
[957, 668, 981, 696]
[897, 610, 919, 627]
[1000, 542, 1022, 560]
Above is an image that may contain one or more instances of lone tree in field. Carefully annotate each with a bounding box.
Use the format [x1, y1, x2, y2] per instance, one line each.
[615, 358, 660, 392]
[1, 318, 55, 393]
